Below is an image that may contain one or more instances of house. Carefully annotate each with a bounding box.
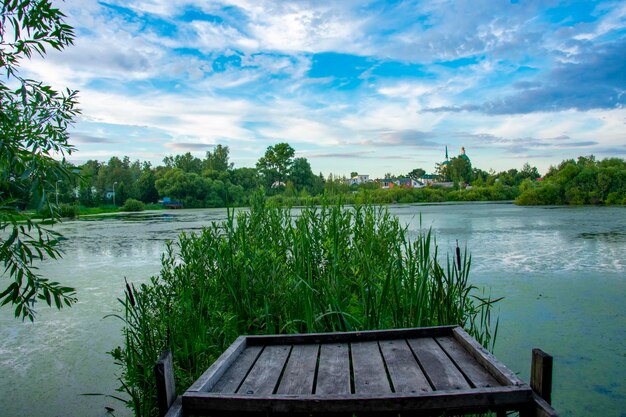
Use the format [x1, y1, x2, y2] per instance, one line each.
[380, 178, 395, 189]
[380, 177, 425, 189]
[348, 174, 371, 186]
[419, 174, 438, 186]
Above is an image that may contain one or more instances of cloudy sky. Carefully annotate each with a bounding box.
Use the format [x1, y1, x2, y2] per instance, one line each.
[24, 0, 626, 177]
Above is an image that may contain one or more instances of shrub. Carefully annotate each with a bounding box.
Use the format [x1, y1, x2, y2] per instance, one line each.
[58, 203, 79, 218]
[122, 198, 145, 212]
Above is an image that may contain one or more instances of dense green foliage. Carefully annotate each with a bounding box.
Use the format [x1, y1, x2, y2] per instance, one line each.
[516, 156, 626, 205]
[122, 198, 145, 212]
[57, 140, 623, 210]
[110, 199, 499, 417]
[0, 0, 78, 319]
[58, 203, 79, 218]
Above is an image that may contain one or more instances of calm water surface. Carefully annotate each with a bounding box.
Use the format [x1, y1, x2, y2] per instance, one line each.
[0, 203, 624, 417]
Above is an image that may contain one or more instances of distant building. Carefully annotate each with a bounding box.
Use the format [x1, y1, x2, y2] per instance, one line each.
[380, 177, 424, 189]
[442, 145, 450, 167]
[459, 146, 471, 162]
[419, 174, 437, 185]
[348, 174, 371, 186]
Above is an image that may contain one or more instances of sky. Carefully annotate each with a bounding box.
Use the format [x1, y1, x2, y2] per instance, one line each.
[23, 0, 626, 178]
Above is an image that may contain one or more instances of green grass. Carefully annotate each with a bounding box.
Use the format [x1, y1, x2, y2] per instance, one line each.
[109, 196, 500, 417]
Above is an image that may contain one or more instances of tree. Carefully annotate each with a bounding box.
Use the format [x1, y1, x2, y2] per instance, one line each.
[256, 142, 295, 187]
[231, 167, 260, 192]
[290, 157, 315, 192]
[204, 144, 232, 172]
[407, 168, 426, 180]
[447, 157, 474, 184]
[135, 163, 159, 203]
[1, 0, 79, 320]
[520, 163, 540, 181]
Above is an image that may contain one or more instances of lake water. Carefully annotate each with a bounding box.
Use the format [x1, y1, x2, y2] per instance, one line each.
[0, 203, 624, 417]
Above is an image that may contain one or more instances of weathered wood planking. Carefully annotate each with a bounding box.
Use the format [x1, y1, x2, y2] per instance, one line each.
[245, 325, 456, 345]
[531, 392, 560, 417]
[162, 396, 183, 417]
[276, 344, 319, 394]
[210, 345, 263, 393]
[436, 336, 499, 388]
[155, 350, 177, 417]
[316, 343, 351, 395]
[237, 345, 291, 395]
[176, 326, 558, 417]
[351, 341, 392, 394]
[183, 386, 533, 415]
[188, 335, 248, 392]
[531, 348, 553, 404]
[452, 327, 525, 386]
[408, 337, 471, 390]
[379, 339, 432, 393]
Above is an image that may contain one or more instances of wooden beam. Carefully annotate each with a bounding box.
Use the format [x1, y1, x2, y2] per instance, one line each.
[187, 336, 247, 392]
[163, 396, 183, 417]
[244, 326, 457, 345]
[531, 349, 553, 404]
[531, 392, 560, 417]
[183, 386, 532, 415]
[452, 327, 525, 387]
[155, 350, 177, 417]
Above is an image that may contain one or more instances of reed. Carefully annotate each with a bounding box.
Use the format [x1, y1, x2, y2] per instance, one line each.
[110, 196, 499, 417]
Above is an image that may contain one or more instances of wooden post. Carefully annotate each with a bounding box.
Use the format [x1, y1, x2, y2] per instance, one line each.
[531, 349, 553, 404]
[155, 349, 177, 417]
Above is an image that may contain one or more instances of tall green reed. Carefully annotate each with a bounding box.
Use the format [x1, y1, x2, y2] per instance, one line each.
[110, 195, 499, 417]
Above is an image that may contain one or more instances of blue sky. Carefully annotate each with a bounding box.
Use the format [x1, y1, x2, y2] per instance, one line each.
[26, 0, 626, 177]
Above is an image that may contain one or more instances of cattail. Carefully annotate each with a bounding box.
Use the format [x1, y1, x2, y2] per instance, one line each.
[456, 239, 462, 272]
[125, 277, 136, 307]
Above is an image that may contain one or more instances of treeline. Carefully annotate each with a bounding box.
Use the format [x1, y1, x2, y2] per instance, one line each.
[53, 145, 625, 209]
[515, 156, 626, 205]
[58, 143, 325, 209]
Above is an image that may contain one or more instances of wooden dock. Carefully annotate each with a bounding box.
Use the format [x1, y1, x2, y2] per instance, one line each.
[158, 326, 559, 416]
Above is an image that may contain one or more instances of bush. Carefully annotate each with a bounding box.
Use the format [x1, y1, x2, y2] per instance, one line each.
[111, 198, 500, 417]
[58, 203, 79, 218]
[605, 192, 624, 205]
[122, 198, 145, 212]
[38, 203, 79, 219]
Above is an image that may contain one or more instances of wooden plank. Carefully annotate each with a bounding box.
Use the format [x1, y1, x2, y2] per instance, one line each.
[183, 385, 532, 415]
[316, 343, 351, 395]
[531, 392, 561, 417]
[237, 345, 291, 395]
[163, 396, 183, 417]
[531, 349, 553, 404]
[436, 336, 500, 388]
[155, 350, 176, 417]
[351, 341, 392, 394]
[210, 345, 263, 393]
[188, 335, 247, 392]
[245, 326, 456, 346]
[408, 337, 470, 390]
[379, 339, 432, 393]
[276, 344, 319, 394]
[452, 327, 526, 386]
